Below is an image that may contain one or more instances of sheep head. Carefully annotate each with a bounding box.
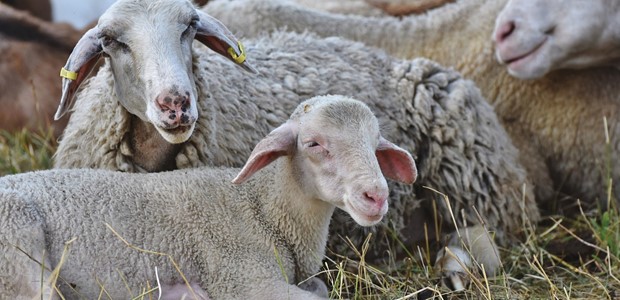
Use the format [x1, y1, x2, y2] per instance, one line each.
[232, 96, 418, 227]
[493, 0, 620, 79]
[56, 0, 256, 144]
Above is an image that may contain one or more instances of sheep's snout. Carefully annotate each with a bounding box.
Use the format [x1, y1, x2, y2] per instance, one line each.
[347, 183, 390, 226]
[494, 20, 515, 44]
[155, 90, 196, 128]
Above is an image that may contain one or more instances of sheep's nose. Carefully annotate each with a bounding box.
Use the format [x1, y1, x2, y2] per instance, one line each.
[363, 190, 388, 210]
[494, 20, 516, 43]
[155, 91, 192, 126]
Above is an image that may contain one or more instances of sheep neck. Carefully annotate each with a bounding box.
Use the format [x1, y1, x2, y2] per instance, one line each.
[250, 158, 336, 281]
[128, 116, 182, 172]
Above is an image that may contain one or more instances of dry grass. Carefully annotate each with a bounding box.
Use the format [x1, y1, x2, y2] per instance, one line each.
[1, 128, 618, 300]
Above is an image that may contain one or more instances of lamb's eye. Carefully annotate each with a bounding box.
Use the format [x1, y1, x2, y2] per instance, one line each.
[307, 141, 320, 148]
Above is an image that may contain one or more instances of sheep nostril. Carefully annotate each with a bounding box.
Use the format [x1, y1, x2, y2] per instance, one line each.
[363, 191, 386, 206]
[495, 21, 516, 43]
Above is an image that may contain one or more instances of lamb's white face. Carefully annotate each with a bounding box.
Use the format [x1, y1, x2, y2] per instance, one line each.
[293, 100, 391, 226]
[98, 0, 199, 143]
[493, 0, 620, 79]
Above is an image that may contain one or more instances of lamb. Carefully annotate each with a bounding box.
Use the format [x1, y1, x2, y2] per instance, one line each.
[53, 0, 537, 286]
[493, 0, 620, 79]
[0, 95, 418, 300]
[0, 3, 84, 136]
[205, 0, 620, 212]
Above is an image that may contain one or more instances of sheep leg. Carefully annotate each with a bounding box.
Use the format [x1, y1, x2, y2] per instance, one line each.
[0, 214, 56, 299]
[298, 277, 329, 298]
[244, 279, 329, 300]
[434, 225, 501, 291]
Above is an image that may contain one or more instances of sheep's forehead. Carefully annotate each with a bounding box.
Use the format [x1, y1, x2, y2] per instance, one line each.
[296, 98, 380, 143]
[98, 0, 196, 38]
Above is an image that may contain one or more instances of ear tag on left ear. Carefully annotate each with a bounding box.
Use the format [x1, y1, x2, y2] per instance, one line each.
[227, 41, 247, 64]
[60, 67, 78, 80]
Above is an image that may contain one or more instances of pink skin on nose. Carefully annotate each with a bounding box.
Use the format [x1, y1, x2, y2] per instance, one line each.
[495, 21, 516, 43]
[362, 190, 388, 213]
[156, 90, 192, 128]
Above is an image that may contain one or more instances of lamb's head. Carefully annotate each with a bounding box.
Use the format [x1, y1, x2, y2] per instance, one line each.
[232, 95, 417, 226]
[55, 0, 255, 143]
[493, 0, 620, 79]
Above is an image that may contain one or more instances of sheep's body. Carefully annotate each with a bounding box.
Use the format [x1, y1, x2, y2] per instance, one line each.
[205, 0, 620, 210]
[0, 96, 416, 299]
[55, 29, 535, 273]
[0, 3, 82, 136]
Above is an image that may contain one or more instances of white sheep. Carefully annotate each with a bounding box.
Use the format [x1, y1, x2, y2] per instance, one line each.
[0, 95, 416, 300]
[493, 0, 620, 79]
[53, 0, 537, 287]
[205, 0, 620, 215]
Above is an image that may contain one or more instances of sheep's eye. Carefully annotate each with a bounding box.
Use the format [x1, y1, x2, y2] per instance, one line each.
[307, 141, 320, 148]
[183, 18, 199, 36]
[101, 35, 128, 50]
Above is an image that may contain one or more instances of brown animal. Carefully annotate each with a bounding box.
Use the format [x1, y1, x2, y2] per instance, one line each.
[0, 3, 83, 136]
[2, 0, 51, 20]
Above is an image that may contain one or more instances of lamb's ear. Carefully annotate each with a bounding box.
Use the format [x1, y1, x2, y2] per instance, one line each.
[232, 122, 296, 184]
[194, 10, 258, 74]
[55, 27, 103, 120]
[376, 137, 417, 184]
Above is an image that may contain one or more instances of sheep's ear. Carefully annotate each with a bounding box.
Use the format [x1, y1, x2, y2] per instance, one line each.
[194, 10, 258, 74]
[55, 27, 103, 120]
[376, 137, 417, 184]
[232, 122, 296, 184]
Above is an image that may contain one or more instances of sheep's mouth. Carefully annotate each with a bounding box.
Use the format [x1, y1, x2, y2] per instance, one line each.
[160, 125, 192, 135]
[501, 38, 547, 67]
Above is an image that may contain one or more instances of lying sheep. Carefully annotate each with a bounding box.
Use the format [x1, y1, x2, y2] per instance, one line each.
[205, 0, 620, 212]
[0, 3, 83, 136]
[0, 95, 417, 300]
[493, 0, 620, 79]
[54, 0, 536, 285]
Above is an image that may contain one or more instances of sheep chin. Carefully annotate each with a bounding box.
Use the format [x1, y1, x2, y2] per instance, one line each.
[154, 122, 196, 144]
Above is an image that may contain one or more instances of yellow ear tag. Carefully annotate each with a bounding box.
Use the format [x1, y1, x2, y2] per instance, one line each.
[303, 104, 312, 113]
[227, 41, 247, 64]
[60, 68, 78, 80]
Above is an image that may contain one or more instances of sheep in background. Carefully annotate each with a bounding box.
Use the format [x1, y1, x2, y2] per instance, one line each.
[493, 0, 620, 79]
[0, 95, 417, 300]
[53, 0, 536, 286]
[0, 3, 84, 136]
[205, 0, 620, 212]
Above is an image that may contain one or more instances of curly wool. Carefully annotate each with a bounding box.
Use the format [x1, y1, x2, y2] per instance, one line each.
[54, 31, 537, 260]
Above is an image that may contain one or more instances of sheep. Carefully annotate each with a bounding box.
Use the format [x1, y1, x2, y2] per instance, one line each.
[0, 3, 84, 136]
[365, 0, 455, 16]
[205, 0, 620, 213]
[493, 0, 620, 79]
[0, 95, 417, 300]
[53, 0, 537, 286]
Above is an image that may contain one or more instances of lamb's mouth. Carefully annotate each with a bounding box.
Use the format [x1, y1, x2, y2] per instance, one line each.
[502, 38, 547, 67]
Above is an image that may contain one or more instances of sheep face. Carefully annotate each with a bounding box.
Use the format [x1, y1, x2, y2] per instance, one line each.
[56, 0, 255, 144]
[494, 0, 620, 79]
[233, 96, 417, 227]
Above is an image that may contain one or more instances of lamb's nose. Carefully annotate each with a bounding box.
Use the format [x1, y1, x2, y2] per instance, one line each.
[363, 191, 387, 210]
[494, 20, 516, 43]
